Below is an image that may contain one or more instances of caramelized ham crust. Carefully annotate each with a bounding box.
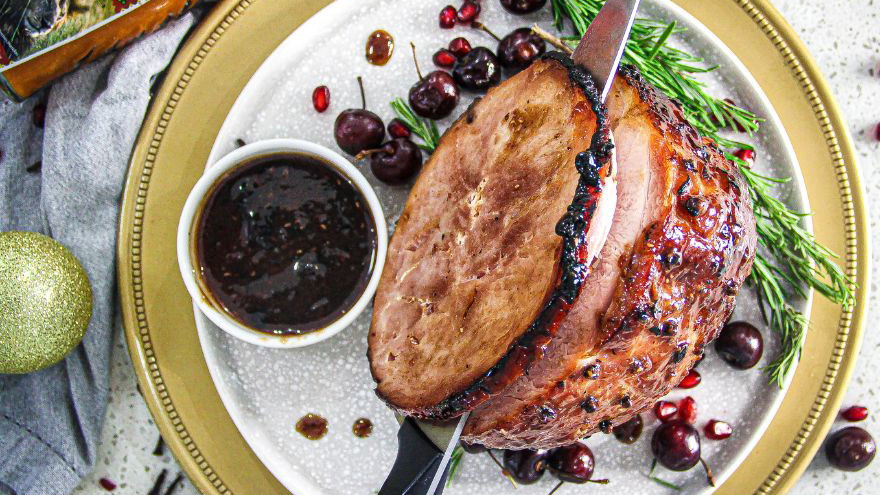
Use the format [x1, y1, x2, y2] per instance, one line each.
[462, 65, 757, 449]
[368, 55, 615, 419]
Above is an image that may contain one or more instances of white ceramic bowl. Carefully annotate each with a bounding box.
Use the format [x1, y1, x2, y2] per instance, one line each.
[177, 138, 388, 348]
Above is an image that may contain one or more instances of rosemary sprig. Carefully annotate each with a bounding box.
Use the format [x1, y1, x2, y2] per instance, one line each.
[446, 446, 465, 487]
[390, 98, 441, 152]
[647, 459, 683, 491]
[550, 0, 853, 384]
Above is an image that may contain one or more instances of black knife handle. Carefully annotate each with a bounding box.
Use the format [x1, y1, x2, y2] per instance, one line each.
[378, 418, 450, 495]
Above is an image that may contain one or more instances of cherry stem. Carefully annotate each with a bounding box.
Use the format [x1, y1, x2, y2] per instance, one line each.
[547, 480, 565, 495]
[531, 24, 574, 54]
[471, 21, 502, 42]
[410, 42, 424, 81]
[700, 457, 717, 487]
[485, 451, 518, 488]
[354, 148, 385, 161]
[356, 76, 367, 110]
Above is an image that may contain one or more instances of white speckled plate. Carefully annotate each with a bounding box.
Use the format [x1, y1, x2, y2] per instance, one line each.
[194, 0, 810, 493]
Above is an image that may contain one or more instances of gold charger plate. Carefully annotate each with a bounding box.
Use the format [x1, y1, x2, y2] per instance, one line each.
[117, 0, 868, 493]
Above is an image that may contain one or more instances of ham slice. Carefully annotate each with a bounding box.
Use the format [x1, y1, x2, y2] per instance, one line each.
[368, 55, 617, 419]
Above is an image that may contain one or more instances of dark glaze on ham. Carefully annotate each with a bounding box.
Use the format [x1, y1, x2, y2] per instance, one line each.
[368, 54, 617, 420]
[463, 64, 757, 449]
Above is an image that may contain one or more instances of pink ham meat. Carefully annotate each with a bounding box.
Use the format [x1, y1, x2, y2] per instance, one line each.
[462, 64, 757, 449]
[368, 55, 617, 420]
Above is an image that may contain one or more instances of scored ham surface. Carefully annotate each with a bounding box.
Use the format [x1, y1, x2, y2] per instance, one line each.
[368, 55, 617, 420]
[462, 64, 757, 449]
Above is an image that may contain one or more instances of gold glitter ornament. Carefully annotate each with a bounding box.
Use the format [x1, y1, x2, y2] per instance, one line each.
[0, 231, 92, 374]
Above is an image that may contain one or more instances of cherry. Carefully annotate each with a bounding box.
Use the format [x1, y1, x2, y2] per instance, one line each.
[652, 420, 701, 471]
[678, 369, 701, 389]
[439, 5, 457, 29]
[408, 43, 460, 119]
[387, 119, 412, 139]
[449, 37, 472, 58]
[498, 27, 546, 75]
[842, 405, 869, 422]
[453, 47, 501, 91]
[825, 427, 876, 472]
[547, 443, 596, 483]
[460, 440, 487, 454]
[502, 449, 548, 484]
[704, 419, 733, 440]
[333, 77, 384, 156]
[715, 321, 764, 370]
[456, 1, 481, 23]
[312, 85, 330, 113]
[363, 138, 423, 185]
[613, 414, 644, 444]
[679, 396, 697, 424]
[734, 148, 755, 164]
[433, 49, 457, 68]
[499, 0, 547, 15]
[410, 71, 459, 119]
[654, 401, 678, 422]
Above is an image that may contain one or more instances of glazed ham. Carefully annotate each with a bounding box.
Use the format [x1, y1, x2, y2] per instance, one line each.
[368, 52, 757, 447]
[368, 55, 617, 419]
[463, 64, 757, 448]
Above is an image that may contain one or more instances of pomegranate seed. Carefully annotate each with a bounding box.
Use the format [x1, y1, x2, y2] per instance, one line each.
[654, 401, 678, 422]
[456, 1, 481, 23]
[388, 119, 412, 139]
[433, 49, 457, 68]
[704, 420, 733, 440]
[439, 5, 457, 29]
[448, 37, 472, 58]
[99, 478, 117, 491]
[734, 148, 755, 164]
[312, 85, 330, 113]
[842, 405, 869, 422]
[678, 369, 701, 389]
[874, 122, 880, 141]
[679, 396, 697, 424]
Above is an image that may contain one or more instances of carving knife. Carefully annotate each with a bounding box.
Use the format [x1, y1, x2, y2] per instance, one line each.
[573, 0, 642, 102]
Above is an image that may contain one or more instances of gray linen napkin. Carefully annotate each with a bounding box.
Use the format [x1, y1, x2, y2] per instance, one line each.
[0, 14, 195, 495]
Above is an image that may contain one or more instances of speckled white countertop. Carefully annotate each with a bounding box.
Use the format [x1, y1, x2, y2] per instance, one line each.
[72, 0, 880, 493]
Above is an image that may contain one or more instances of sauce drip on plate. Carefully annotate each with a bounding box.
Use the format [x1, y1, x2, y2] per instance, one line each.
[366, 30, 394, 66]
[296, 413, 328, 440]
[196, 153, 376, 335]
[352, 418, 373, 438]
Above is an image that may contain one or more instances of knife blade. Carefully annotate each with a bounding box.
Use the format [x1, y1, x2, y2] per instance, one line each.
[571, 0, 642, 102]
[424, 412, 469, 495]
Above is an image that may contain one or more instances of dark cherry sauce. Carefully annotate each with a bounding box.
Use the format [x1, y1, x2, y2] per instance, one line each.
[352, 418, 374, 438]
[296, 413, 328, 440]
[366, 30, 394, 66]
[197, 153, 376, 335]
